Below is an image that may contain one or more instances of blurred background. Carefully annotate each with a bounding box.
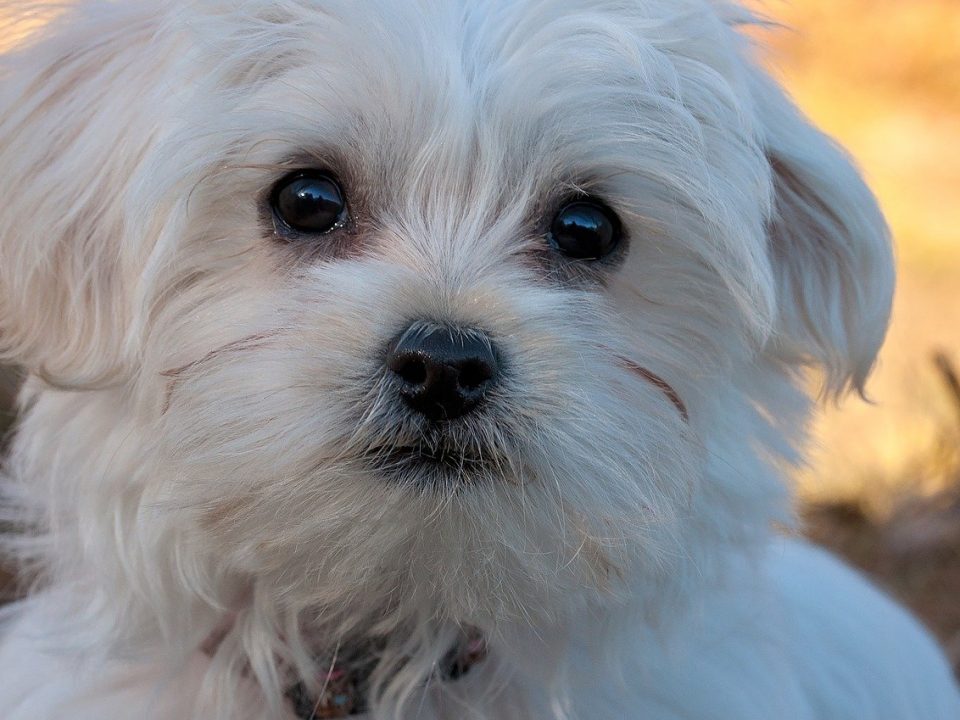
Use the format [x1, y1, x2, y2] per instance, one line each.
[749, 0, 960, 674]
[1, 0, 958, 673]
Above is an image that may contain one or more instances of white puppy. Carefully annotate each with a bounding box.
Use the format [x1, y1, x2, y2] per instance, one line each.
[0, 1, 957, 718]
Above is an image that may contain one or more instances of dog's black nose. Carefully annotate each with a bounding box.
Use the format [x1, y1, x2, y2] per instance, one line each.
[386, 325, 499, 422]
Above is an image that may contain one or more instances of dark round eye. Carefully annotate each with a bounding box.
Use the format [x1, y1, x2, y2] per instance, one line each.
[270, 171, 346, 234]
[548, 199, 622, 260]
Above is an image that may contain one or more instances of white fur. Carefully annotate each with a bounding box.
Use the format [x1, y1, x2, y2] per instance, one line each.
[0, 1, 956, 718]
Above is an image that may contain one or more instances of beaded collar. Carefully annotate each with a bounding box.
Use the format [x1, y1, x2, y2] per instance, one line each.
[202, 623, 487, 719]
[285, 629, 487, 718]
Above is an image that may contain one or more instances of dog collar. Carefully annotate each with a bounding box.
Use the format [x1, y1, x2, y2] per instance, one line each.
[285, 629, 487, 718]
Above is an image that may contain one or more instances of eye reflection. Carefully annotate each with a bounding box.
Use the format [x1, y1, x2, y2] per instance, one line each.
[548, 200, 621, 260]
[270, 171, 346, 235]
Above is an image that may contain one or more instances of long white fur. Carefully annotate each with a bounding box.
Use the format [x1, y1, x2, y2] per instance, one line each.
[0, 1, 956, 718]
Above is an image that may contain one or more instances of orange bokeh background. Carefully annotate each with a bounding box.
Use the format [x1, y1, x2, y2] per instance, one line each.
[749, 1, 960, 508]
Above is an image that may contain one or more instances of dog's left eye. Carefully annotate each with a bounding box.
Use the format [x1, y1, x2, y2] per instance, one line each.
[548, 199, 622, 260]
[270, 170, 347, 235]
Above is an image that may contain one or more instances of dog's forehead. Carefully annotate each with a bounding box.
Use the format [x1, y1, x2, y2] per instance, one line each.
[156, 0, 766, 284]
[201, 0, 741, 188]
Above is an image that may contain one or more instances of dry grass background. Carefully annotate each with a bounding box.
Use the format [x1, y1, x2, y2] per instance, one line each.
[1, 0, 958, 672]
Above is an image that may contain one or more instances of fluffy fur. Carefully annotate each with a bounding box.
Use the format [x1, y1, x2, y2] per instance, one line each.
[0, 1, 957, 718]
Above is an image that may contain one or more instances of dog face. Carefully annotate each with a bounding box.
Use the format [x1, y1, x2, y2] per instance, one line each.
[0, 0, 891, 652]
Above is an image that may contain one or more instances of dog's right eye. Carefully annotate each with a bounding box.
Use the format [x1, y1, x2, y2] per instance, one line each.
[270, 171, 347, 235]
[548, 199, 622, 260]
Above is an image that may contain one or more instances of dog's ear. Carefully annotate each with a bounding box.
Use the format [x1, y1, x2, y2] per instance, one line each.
[752, 69, 894, 397]
[0, 3, 170, 386]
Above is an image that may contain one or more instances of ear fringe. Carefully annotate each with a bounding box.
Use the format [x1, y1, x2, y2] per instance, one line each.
[0, 1, 171, 384]
[749, 69, 894, 399]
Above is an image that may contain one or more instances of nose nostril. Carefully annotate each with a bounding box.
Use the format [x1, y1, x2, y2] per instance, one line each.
[386, 324, 500, 422]
[457, 360, 493, 390]
[394, 355, 428, 386]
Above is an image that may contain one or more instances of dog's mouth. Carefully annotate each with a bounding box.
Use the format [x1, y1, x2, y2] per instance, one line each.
[364, 441, 501, 485]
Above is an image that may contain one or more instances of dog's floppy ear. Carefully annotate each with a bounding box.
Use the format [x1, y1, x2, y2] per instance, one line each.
[0, 2, 170, 386]
[752, 69, 895, 397]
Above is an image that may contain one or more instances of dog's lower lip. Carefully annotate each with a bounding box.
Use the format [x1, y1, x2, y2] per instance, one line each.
[374, 445, 483, 467]
[366, 444, 489, 472]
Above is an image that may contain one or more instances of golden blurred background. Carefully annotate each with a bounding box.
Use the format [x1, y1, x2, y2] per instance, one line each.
[752, 0, 960, 672]
[1, 0, 959, 670]
[755, 0, 960, 507]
